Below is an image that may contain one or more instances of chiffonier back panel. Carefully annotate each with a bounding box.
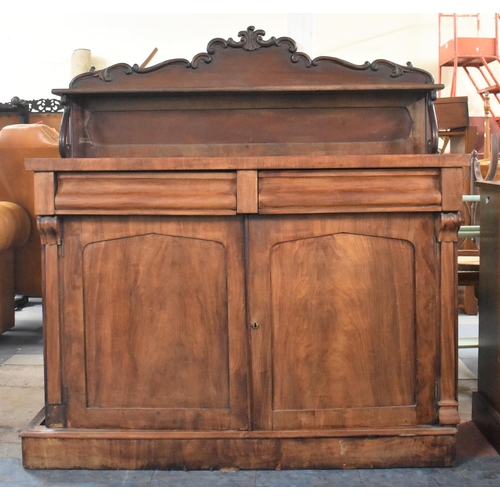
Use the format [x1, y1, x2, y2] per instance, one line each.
[55, 27, 442, 158]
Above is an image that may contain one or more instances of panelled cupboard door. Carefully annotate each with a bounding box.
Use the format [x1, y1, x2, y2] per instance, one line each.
[61, 216, 248, 430]
[247, 214, 439, 430]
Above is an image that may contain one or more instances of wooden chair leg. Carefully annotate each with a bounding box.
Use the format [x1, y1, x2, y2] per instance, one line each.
[0, 249, 15, 334]
[463, 285, 478, 315]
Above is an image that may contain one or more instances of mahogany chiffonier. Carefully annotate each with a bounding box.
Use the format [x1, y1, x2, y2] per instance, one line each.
[21, 27, 468, 469]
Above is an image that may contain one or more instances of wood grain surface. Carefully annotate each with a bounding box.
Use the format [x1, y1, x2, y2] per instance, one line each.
[248, 214, 440, 430]
[61, 217, 248, 431]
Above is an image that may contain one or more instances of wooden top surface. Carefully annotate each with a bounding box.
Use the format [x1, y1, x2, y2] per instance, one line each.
[54, 84, 444, 95]
[26, 154, 470, 172]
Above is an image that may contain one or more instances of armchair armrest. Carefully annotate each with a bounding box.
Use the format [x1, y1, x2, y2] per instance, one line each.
[0, 201, 30, 251]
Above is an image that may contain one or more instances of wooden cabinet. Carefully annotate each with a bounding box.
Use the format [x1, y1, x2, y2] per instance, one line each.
[21, 27, 468, 469]
[22, 157, 466, 469]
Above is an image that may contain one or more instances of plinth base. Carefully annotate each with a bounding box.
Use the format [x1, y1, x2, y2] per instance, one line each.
[21, 409, 457, 470]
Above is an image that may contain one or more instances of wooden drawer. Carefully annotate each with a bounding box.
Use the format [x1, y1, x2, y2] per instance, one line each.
[54, 172, 237, 215]
[258, 169, 443, 214]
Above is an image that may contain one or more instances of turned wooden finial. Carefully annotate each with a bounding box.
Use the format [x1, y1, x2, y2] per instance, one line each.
[484, 92, 491, 161]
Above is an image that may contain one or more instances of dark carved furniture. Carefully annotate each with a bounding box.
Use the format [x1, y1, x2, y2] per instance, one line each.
[0, 97, 63, 131]
[21, 27, 467, 470]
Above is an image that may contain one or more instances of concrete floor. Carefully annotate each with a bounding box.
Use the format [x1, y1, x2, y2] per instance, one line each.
[1, 299, 499, 487]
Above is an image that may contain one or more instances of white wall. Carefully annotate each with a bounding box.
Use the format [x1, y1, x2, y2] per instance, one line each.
[0, 13, 287, 101]
[0, 8, 497, 117]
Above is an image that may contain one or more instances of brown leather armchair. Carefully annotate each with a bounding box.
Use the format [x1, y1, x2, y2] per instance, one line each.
[0, 201, 30, 332]
[0, 124, 59, 334]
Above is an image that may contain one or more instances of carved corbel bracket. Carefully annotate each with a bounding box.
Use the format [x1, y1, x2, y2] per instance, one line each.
[38, 216, 61, 246]
[436, 212, 461, 243]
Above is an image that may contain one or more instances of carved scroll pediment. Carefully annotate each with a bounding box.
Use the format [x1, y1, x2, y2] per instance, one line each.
[65, 26, 436, 92]
[208, 25, 297, 52]
[73, 26, 299, 85]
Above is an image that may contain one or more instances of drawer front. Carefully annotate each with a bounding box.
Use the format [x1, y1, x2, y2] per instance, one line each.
[55, 172, 237, 215]
[259, 169, 443, 214]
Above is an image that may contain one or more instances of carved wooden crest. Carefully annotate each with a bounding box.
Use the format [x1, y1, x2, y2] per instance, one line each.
[62, 26, 438, 93]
